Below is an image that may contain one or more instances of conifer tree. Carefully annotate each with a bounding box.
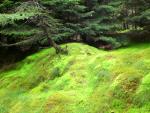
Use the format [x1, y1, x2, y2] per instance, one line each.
[0, 0, 67, 53]
[0, 0, 149, 51]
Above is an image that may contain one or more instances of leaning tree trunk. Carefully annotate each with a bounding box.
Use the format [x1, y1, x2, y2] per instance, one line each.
[43, 26, 67, 54]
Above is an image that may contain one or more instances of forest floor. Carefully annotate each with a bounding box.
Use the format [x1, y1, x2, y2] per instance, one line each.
[0, 43, 150, 113]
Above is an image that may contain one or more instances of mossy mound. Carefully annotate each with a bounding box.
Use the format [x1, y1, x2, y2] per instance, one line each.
[0, 43, 150, 113]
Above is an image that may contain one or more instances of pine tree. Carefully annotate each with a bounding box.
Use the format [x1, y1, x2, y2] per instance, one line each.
[0, 0, 149, 51]
[0, 0, 68, 53]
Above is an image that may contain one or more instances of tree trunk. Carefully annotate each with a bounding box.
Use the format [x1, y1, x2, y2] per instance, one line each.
[47, 36, 62, 53]
[43, 26, 67, 54]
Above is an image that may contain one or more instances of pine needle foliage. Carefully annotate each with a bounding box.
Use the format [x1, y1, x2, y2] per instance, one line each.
[0, 0, 149, 49]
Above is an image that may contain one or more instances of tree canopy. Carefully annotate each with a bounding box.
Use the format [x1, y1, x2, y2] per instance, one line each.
[0, 0, 149, 51]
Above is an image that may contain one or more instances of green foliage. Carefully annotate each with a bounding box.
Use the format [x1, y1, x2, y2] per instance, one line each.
[0, 0, 149, 48]
[0, 0, 13, 12]
[98, 36, 121, 48]
[0, 25, 41, 36]
[0, 1, 61, 48]
[0, 13, 37, 26]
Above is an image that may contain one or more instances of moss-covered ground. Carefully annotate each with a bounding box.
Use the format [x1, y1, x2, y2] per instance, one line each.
[0, 43, 150, 113]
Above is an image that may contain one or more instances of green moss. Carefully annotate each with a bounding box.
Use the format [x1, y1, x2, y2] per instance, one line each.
[0, 43, 150, 113]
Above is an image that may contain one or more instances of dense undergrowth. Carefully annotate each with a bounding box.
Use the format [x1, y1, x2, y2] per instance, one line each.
[0, 43, 150, 113]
